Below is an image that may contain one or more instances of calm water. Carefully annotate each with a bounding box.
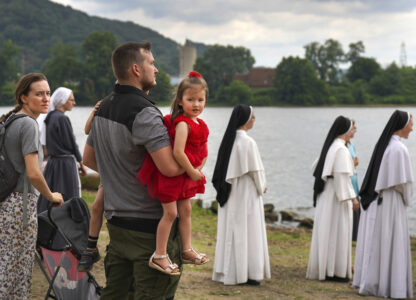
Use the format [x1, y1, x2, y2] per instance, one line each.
[3, 106, 416, 235]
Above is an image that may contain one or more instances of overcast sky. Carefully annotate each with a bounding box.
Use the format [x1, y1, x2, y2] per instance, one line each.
[52, 0, 416, 68]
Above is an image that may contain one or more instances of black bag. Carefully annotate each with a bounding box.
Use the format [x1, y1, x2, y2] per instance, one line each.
[0, 113, 28, 202]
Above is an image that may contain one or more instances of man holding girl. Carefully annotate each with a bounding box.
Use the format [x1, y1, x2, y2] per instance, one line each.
[83, 41, 183, 299]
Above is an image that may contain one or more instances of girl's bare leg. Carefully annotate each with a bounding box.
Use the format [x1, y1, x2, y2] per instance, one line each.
[177, 199, 192, 252]
[153, 202, 178, 270]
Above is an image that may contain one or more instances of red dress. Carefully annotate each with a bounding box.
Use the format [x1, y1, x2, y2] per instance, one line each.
[137, 114, 209, 203]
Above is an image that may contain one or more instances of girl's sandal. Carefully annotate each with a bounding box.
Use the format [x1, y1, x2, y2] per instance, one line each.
[181, 248, 209, 265]
[148, 252, 181, 276]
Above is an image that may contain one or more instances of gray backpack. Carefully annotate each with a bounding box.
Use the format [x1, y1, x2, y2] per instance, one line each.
[0, 113, 28, 202]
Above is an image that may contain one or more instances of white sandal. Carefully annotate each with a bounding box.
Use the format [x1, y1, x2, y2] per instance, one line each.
[181, 248, 209, 265]
[148, 252, 180, 276]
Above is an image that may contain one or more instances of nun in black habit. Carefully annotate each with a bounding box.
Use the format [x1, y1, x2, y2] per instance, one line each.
[212, 104, 270, 285]
[37, 87, 87, 213]
[306, 116, 359, 281]
[353, 110, 413, 299]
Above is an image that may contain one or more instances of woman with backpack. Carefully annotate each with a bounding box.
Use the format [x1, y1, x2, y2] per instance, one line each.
[0, 73, 64, 300]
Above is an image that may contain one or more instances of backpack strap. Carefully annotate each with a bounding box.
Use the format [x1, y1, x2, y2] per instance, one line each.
[0, 114, 29, 152]
[2, 114, 33, 227]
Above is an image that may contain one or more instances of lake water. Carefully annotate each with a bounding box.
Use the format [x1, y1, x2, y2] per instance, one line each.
[3, 106, 416, 235]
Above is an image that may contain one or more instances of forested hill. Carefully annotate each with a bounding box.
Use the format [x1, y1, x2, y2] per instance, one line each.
[0, 0, 206, 75]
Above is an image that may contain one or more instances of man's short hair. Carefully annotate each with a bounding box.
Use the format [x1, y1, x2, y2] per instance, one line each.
[111, 41, 152, 81]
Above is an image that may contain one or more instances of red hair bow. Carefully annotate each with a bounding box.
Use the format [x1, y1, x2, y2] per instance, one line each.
[188, 71, 202, 78]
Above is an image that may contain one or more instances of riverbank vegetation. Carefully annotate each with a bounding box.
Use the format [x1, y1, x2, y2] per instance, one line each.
[194, 40, 416, 107]
[2, 34, 414, 108]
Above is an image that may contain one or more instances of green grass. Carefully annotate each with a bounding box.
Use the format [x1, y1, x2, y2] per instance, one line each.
[81, 190, 96, 208]
[191, 204, 218, 237]
[33, 191, 416, 300]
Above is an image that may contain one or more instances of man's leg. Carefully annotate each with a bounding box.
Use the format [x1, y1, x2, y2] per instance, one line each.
[78, 185, 104, 272]
[100, 222, 134, 299]
[132, 219, 182, 300]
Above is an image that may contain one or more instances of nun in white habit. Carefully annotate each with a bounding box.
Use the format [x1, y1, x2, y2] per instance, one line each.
[353, 110, 413, 299]
[306, 116, 359, 281]
[212, 104, 271, 285]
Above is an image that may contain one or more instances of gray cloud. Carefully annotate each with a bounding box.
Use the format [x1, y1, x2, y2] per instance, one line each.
[314, 0, 416, 12]
[63, 0, 416, 25]
[53, 0, 416, 67]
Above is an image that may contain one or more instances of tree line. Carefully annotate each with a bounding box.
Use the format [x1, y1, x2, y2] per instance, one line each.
[0, 31, 173, 106]
[1, 34, 415, 106]
[195, 39, 416, 106]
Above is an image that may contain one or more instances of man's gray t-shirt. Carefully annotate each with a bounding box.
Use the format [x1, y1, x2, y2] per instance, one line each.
[4, 114, 43, 195]
[86, 85, 171, 220]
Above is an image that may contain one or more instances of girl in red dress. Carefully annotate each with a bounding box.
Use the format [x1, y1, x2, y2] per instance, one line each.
[138, 71, 209, 275]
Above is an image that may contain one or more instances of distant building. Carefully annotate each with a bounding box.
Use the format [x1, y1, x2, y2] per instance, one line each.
[178, 39, 197, 78]
[234, 67, 275, 89]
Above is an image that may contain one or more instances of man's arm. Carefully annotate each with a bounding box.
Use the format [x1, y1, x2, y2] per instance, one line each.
[149, 145, 184, 177]
[83, 144, 98, 172]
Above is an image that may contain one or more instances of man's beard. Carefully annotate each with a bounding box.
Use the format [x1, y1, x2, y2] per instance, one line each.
[141, 78, 156, 93]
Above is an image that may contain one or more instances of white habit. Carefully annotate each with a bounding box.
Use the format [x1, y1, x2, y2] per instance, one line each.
[212, 130, 271, 285]
[353, 135, 413, 299]
[306, 138, 356, 280]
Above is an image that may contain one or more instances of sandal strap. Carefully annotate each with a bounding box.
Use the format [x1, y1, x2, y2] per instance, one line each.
[160, 254, 178, 268]
[153, 253, 169, 259]
[182, 248, 206, 259]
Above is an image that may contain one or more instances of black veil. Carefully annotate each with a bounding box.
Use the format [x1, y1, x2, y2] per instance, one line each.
[212, 104, 252, 207]
[313, 116, 352, 206]
[359, 110, 410, 210]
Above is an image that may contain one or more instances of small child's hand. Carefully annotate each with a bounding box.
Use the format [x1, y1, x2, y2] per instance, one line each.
[94, 100, 103, 113]
[85, 100, 103, 135]
[353, 156, 359, 167]
[189, 168, 204, 181]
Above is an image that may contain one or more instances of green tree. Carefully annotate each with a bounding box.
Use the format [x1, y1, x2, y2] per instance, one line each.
[304, 39, 344, 84]
[346, 41, 365, 63]
[347, 57, 381, 83]
[250, 88, 274, 106]
[194, 44, 255, 99]
[351, 79, 369, 104]
[0, 39, 21, 84]
[80, 31, 117, 102]
[42, 42, 83, 91]
[274, 56, 328, 105]
[327, 85, 354, 104]
[398, 66, 416, 100]
[216, 80, 252, 105]
[369, 63, 400, 96]
[0, 40, 21, 105]
[149, 70, 173, 102]
[1, 82, 17, 105]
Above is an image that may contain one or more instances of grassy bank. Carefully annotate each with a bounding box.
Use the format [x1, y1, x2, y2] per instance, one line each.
[31, 191, 415, 299]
